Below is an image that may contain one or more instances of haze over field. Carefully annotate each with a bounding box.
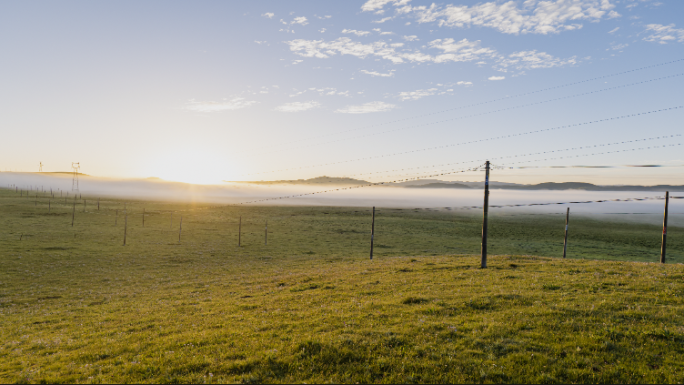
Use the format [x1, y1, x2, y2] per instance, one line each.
[1, 0, 683, 191]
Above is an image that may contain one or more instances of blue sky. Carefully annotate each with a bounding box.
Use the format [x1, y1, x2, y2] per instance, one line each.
[1, 0, 682, 185]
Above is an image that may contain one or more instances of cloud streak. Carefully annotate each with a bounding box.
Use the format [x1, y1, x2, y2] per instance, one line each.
[275, 101, 321, 112]
[184, 98, 258, 113]
[336, 101, 396, 113]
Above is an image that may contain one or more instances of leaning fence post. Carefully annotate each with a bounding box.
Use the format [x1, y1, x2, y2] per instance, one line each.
[661, 191, 669, 264]
[97, 198, 100, 211]
[370, 206, 376, 260]
[563, 207, 570, 259]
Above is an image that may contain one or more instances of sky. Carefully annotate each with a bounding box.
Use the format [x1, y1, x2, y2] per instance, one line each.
[1, 0, 683, 186]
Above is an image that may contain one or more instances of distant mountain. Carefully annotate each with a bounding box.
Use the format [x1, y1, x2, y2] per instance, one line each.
[230, 176, 370, 186]
[405, 183, 473, 189]
[228, 176, 684, 191]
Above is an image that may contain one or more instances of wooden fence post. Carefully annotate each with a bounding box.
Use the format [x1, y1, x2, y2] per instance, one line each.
[239, 216, 242, 247]
[124, 209, 128, 246]
[179, 216, 183, 243]
[370, 206, 375, 260]
[71, 201, 76, 227]
[481, 161, 490, 268]
[265, 220, 268, 246]
[563, 207, 570, 259]
[661, 191, 669, 264]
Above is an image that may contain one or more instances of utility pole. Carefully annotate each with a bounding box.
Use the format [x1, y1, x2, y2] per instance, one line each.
[661, 191, 669, 264]
[563, 207, 570, 259]
[481, 161, 490, 268]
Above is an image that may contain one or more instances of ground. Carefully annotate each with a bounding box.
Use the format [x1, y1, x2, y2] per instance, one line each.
[0, 188, 683, 383]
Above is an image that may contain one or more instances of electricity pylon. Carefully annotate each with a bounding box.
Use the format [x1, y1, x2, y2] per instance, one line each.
[71, 162, 80, 192]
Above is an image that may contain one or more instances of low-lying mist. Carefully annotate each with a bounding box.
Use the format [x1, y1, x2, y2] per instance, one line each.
[1, 172, 680, 226]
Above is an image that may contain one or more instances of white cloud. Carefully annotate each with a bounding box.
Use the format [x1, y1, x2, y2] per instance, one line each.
[608, 42, 628, 50]
[456, 81, 473, 86]
[403, 35, 419, 41]
[496, 50, 578, 70]
[360, 69, 396, 77]
[372, 17, 394, 23]
[336, 101, 396, 113]
[342, 29, 371, 36]
[428, 38, 498, 63]
[319, 28, 327, 33]
[397, 88, 440, 100]
[262, 12, 274, 19]
[373, 28, 395, 35]
[489, 76, 505, 81]
[643, 23, 684, 44]
[361, 0, 410, 12]
[254, 40, 267, 45]
[291, 16, 309, 25]
[382, 0, 619, 35]
[292, 59, 304, 64]
[275, 101, 320, 112]
[286, 37, 496, 64]
[315, 15, 332, 19]
[289, 87, 349, 97]
[608, 27, 619, 34]
[184, 98, 257, 113]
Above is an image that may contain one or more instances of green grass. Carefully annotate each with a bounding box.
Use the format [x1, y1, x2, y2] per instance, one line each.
[1, 188, 683, 383]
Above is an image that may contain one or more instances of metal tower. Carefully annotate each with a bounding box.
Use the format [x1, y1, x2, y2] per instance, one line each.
[71, 162, 80, 192]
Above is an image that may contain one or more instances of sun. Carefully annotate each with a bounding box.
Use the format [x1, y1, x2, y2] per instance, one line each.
[144, 150, 233, 185]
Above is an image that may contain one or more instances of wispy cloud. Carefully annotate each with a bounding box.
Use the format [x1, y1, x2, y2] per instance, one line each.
[289, 87, 350, 97]
[643, 23, 684, 44]
[608, 27, 620, 34]
[367, 0, 619, 35]
[495, 50, 578, 71]
[261, 12, 274, 19]
[372, 28, 395, 35]
[372, 17, 394, 23]
[488, 76, 505, 81]
[342, 29, 371, 36]
[360, 69, 396, 77]
[361, 0, 410, 12]
[275, 101, 320, 112]
[286, 37, 496, 64]
[336, 101, 396, 113]
[403, 35, 419, 41]
[184, 98, 257, 113]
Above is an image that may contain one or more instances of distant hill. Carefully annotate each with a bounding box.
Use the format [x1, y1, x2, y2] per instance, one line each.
[229, 176, 370, 186]
[405, 183, 473, 189]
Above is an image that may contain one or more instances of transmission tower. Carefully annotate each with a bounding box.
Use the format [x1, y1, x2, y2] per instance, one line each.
[39, 162, 43, 172]
[71, 162, 80, 192]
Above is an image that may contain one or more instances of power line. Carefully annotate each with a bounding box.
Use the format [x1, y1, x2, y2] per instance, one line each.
[234, 138, 681, 205]
[238, 105, 684, 178]
[250, 58, 684, 152]
[247, 72, 684, 157]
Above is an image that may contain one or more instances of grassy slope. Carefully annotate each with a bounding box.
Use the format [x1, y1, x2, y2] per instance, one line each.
[0, 189, 683, 383]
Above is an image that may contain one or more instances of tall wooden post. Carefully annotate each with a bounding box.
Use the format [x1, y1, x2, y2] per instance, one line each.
[71, 201, 76, 227]
[481, 161, 490, 268]
[370, 206, 376, 260]
[97, 198, 100, 210]
[35, 195, 37, 206]
[265, 220, 268, 246]
[238, 216, 242, 247]
[142, 208, 145, 227]
[563, 207, 570, 259]
[661, 191, 669, 264]
[124, 209, 128, 246]
[179, 216, 183, 243]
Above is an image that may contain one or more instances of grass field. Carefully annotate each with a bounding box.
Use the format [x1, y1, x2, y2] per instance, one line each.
[1, 188, 683, 383]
